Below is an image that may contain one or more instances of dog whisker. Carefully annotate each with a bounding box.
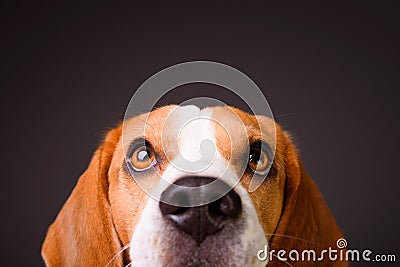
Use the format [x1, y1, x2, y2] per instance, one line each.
[124, 262, 133, 267]
[266, 233, 315, 244]
[105, 243, 131, 267]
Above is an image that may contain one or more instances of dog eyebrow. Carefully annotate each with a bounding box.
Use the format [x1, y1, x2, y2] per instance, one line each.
[245, 124, 259, 131]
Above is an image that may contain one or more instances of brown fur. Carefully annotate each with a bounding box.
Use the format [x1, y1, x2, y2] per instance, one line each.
[42, 106, 347, 266]
[42, 127, 124, 266]
[269, 132, 347, 266]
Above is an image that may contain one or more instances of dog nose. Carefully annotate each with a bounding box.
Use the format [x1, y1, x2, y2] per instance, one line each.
[159, 176, 242, 243]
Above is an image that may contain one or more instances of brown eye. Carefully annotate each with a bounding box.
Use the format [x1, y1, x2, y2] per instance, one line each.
[130, 145, 156, 171]
[248, 142, 270, 174]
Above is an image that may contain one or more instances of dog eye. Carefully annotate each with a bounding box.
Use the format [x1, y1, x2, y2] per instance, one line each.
[129, 144, 156, 171]
[248, 142, 270, 174]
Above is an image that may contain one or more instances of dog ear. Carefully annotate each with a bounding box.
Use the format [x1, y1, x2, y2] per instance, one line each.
[42, 126, 124, 266]
[269, 133, 347, 266]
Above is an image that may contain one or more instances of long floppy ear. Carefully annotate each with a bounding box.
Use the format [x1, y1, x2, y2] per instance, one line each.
[270, 133, 348, 266]
[42, 127, 124, 266]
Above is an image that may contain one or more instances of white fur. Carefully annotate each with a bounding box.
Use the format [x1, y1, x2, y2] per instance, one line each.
[129, 106, 268, 266]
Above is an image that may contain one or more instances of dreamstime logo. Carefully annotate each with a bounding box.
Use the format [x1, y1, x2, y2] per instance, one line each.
[336, 238, 347, 249]
[257, 238, 397, 263]
[122, 61, 276, 207]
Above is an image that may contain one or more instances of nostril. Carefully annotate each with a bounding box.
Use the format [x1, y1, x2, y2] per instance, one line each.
[159, 202, 177, 215]
[208, 200, 225, 216]
[219, 197, 233, 215]
[219, 191, 242, 217]
[159, 176, 243, 243]
[207, 190, 242, 219]
[159, 185, 192, 215]
[159, 203, 190, 216]
[172, 206, 190, 215]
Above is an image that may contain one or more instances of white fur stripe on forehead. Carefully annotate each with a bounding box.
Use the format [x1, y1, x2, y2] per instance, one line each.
[157, 105, 239, 187]
[175, 105, 215, 162]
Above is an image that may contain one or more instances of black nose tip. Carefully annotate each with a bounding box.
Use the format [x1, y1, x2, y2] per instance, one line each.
[159, 176, 242, 243]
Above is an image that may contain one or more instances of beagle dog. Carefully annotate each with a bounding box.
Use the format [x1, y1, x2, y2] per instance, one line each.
[42, 105, 347, 267]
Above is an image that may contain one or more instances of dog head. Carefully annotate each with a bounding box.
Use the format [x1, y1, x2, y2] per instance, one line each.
[42, 105, 346, 266]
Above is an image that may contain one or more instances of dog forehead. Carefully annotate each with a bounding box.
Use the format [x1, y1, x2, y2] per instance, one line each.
[150, 105, 257, 146]
[122, 105, 272, 161]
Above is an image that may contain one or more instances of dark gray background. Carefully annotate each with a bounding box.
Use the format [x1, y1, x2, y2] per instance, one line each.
[1, 2, 399, 266]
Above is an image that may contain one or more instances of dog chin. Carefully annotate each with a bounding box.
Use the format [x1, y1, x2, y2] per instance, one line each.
[130, 215, 267, 267]
[131, 240, 264, 266]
